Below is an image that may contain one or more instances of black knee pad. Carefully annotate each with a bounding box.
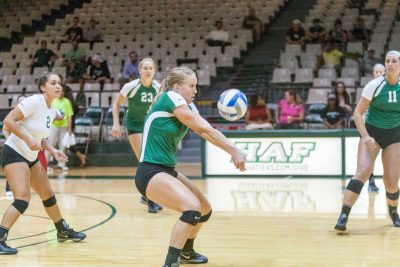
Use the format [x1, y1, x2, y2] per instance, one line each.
[179, 210, 201, 226]
[386, 189, 400, 201]
[199, 210, 212, 223]
[346, 179, 364, 194]
[12, 199, 29, 214]
[42, 195, 57, 207]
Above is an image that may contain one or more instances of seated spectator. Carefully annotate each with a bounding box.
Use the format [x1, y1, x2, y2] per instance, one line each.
[64, 16, 83, 43]
[363, 49, 380, 76]
[276, 90, 305, 129]
[205, 20, 230, 48]
[242, 7, 263, 42]
[245, 95, 273, 130]
[119, 50, 140, 87]
[286, 19, 305, 47]
[321, 41, 343, 69]
[372, 63, 385, 79]
[326, 19, 348, 50]
[31, 40, 58, 73]
[333, 81, 352, 116]
[321, 93, 346, 129]
[63, 40, 86, 83]
[84, 18, 103, 48]
[306, 18, 326, 44]
[351, 18, 371, 45]
[83, 54, 111, 86]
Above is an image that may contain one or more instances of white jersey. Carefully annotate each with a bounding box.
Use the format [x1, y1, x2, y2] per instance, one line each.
[5, 94, 56, 161]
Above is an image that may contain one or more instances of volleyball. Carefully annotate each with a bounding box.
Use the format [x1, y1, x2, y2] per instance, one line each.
[217, 89, 248, 121]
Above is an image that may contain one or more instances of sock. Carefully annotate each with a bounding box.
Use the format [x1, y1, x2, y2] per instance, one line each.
[165, 246, 181, 266]
[0, 226, 9, 241]
[54, 218, 68, 232]
[341, 205, 351, 217]
[182, 238, 195, 253]
[388, 205, 399, 221]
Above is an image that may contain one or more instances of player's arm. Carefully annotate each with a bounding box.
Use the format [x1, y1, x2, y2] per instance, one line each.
[41, 138, 68, 162]
[3, 107, 38, 150]
[174, 105, 245, 171]
[353, 97, 370, 138]
[2, 125, 11, 139]
[111, 93, 126, 138]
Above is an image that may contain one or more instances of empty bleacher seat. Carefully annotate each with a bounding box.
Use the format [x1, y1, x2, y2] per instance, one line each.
[271, 68, 291, 83]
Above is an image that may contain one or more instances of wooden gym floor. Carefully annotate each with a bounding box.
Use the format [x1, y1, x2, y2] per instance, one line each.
[1, 165, 400, 267]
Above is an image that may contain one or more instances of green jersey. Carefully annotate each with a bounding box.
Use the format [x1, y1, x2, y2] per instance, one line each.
[140, 91, 198, 167]
[120, 79, 160, 132]
[363, 76, 400, 129]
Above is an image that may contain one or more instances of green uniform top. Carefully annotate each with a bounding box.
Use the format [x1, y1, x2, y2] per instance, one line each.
[140, 91, 198, 167]
[52, 97, 74, 128]
[34, 48, 56, 66]
[120, 79, 160, 133]
[363, 75, 400, 129]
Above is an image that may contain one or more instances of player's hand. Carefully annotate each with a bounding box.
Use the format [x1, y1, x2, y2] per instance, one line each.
[26, 138, 42, 151]
[362, 135, 378, 149]
[53, 149, 68, 163]
[232, 148, 246, 172]
[111, 125, 121, 138]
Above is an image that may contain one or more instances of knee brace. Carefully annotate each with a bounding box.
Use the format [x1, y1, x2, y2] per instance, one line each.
[346, 179, 364, 194]
[179, 210, 201, 226]
[12, 199, 29, 214]
[386, 189, 400, 201]
[42, 195, 57, 207]
[199, 210, 212, 223]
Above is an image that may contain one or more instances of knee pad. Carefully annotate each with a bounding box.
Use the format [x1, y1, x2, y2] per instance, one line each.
[12, 199, 29, 214]
[346, 179, 364, 194]
[386, 189, 400, 201]
[42, 195, 57, 207]
[199, 210, 212, 223]
[179, 210, 201, 226]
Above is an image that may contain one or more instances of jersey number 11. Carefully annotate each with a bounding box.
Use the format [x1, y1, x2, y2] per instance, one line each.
[388, 91, 397, 103]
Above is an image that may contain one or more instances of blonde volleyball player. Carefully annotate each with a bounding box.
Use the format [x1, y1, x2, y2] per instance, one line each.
[135, 66, 246, 266]
[111, 58, 162, 213]
[0, 72, 86, 255]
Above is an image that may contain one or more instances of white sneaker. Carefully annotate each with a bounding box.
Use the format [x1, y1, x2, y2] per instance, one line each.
[47, 166, 54, 174]
[61, 165, 69, 171]
[5, 191, 13, 197]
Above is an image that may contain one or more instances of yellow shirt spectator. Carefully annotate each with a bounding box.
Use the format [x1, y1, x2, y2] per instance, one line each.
[52, 97, 73, 128]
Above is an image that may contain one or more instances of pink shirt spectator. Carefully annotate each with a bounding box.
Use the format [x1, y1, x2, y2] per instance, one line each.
[278, 99, 305, 124]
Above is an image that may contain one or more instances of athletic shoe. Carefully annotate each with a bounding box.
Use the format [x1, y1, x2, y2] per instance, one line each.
[162, 263, 179, 267]
[391, 213, 400, 227]
[368, 183, 379, 192]
[334, 214, 348, 232]
[57, 226, 86, 242]
[141, 197, 163, 211]
[180, 250, 208, 264]
[0, 241, 17, 255]
[140, 196, 149, 205]
[148, 200, 160, 213]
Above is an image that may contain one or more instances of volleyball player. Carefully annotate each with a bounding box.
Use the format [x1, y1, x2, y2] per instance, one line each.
[335, 51, 400, 232]
[367, 63, 385, 192]
[0, 72, 86, 254]
[135, 66, 246, 266]
[111, 58, 162, 213]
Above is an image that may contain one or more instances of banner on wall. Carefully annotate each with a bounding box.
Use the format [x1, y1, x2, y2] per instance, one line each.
[205, 137, 342, 176]
[345, 137, 383, 176]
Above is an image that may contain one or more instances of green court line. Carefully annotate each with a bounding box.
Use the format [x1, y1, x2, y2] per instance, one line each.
[15, 194, 117, 249]
[0, 175, 203, 180]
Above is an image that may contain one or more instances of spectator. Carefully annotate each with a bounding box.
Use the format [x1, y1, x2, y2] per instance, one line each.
[321, 93, 346, 129]
[321, 41, 344, 69]
[64, 16, 83, 43]
[31, 40, 57, 73]
[326, 19, 348, 49]
[363, 49, 380, 76]
[286, 19, 305, 47]
[242, 7, 263, 42]
[306, 18, 326, 44]
[276, 90, 305, 129]
[63, 40, 86, 83]
[372, 63, 385, 78]
[47, 85, 74, 171]
[245, 95, 273, 130]
[83, 54, 111, 86]
[84, 18, 103, 48]
[333, 81, 352, 116]
[205, 20, 230, 48]
[119, 51, 140, 87]
[351, 18, 370, 45]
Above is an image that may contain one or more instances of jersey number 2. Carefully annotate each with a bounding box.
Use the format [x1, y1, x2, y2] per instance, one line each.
[388, 91, 397, 103]
[46, 116, 50, 128]
[141, 92, 153, 103]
